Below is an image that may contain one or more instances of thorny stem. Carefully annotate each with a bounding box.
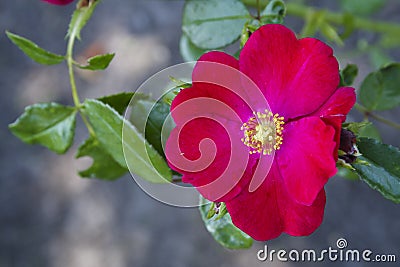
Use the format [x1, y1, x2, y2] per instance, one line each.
[354, 103, 400, 130]
[66, 23, 95, 137]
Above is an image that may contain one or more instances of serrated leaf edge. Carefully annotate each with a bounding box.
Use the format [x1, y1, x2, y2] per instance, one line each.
[83, 99, 172, 183]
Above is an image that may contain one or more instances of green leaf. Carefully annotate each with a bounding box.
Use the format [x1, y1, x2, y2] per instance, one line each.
[340, 64, 358, 87]
[199, 196, 253, 249]
[98, 92, 134, 115]
[260, 0, 286, 24]
[76, 136, 127, 180]
[82, 99, 172, 183]
[340, 0, 386, 16]
[351, 138, 400, 203]
[79, 53, 115, 71]
[6, 31, 65, 65]
[129, 97, 175, 157]
[359, 63, 400, 111]
[9, 103, 77, 154]
[182, 0, 250, 49]
[67, 0, 99, 40]
[179, 34, 208, 62]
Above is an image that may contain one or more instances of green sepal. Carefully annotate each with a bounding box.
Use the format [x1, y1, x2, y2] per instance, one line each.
[6, 31, 65, 65]
[214, 203, 228, 220]
[206, 202, 217, 219]
[162, 78, 191, 105]
[240, 19, 262, 48]
[168, 76, 192, 89]
[342, 121, 381, 141]
[260, 0, 286, 24]
[9, 103, 77, 154]
[206, 202, 228, 220]
[342, 121, 371, 135]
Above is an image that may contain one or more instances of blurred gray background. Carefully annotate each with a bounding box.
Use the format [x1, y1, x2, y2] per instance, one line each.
[1, 1, 399, 267]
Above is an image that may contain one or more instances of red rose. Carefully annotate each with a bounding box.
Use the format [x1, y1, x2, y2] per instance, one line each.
[165, 24, 356, 241]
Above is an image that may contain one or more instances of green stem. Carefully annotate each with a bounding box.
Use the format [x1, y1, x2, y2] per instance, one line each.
[354, 103, 400, 130]
[66, 24, 95, 136]
[286, 3, 400, 36]
[241, 1, 400, 36]
[67, 35, 80, 108]
[256, 0, 261, 19]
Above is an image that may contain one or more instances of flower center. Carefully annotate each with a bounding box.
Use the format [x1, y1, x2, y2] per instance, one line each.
[241, 110, 285, 155]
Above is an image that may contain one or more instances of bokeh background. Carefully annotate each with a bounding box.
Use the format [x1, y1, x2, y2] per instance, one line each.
[1, 1, 399, 266]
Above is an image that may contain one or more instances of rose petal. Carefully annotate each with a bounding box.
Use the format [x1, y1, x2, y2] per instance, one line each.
[167, 51, 264, 201]
[313, 87, 356, 120]
[312, 86, 356, 159]
[165, 117, 258, 202]
[239, 24, 339, 119]
[226, 163, 326, 241]
[277, 117, 337, 205]
[171, 52, 253, 123]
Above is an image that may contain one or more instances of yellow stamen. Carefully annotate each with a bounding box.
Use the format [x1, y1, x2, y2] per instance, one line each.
[241, 110, 285, 155]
